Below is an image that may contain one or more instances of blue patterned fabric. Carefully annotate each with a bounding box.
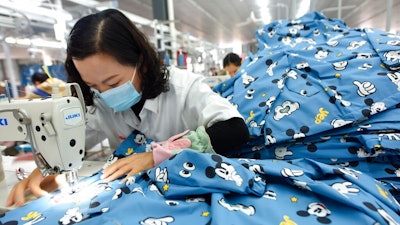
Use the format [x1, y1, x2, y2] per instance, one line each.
[1, 11, 400, 225]
[1, 132, 400, 224]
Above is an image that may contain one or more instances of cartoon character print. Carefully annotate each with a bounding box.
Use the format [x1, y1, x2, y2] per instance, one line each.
[334, 167, 362, 179]
[382, 39, 400, 46]
[218, 198, 255, 216]
[152, 162, 197, 197]
[383, 50, 400, 63]
[326, 40, 339, 47]
[297, 202, 332, 224]
[205, 154, 243, 186]
[280, 166, 310, 190]
[103, 153, 122, 169]
[274, 146, 293, 159]
[262, 190, 277, 200]
[248, 118, 265, 130]
[362, 98, 386, 117]
[358, 63, 373, 70]
[330, 118, 353, 128]
[140, 216, 174, 225]
[241, 70, 258, 88]
[272, 69, 298, 89]
[285, 126, 310, 140]
[245, 89, 255, 99]
[155, 167, 169, 183]
[245, 110, 255, 124]
[264, 127, 277, 145]
[112, 186, 131, 200]
[346, 40, 367, 50]
[281, 168, 304, 178]
[247, 55, 263, 67]
[313, 28, 321, 36]
[280, 215, 297, 225]
[335, 161, 360, 168]
[273, 100, 300, 121]
[314, 47, 332, 59]
[295, 37, 317, 46]
[286, 69, 318, 97]
[14, 211, 46, 225]
[353, 52, 373, 59]
[296, 62, 311, 72]
[241, 162, 265, 177]
[178, 162, 196, 178]
[134, 133, 153, 152]
[378, 71, 400, 90]
[287, 27, 300, 38]
[134, 133, 147, 145]
[267, 27, 277, 38]
[287, 21, 310, 33]
[379, 32, 400, 42]
[384, 162, 400, 177]
[185, 197, 206, 203]
[258, 96, 276, 114]
[265, 59, 278, 76]
[65, 182, 115, 224]
[353, 80, 376, 97]
[278, 36, 296, 47]
[332, 61, 348, 71]
[331, 181, 360, 197]
[240, 161, 267, 189]
[356, 124, 372, 132]
[332, 24, 344, 32]
[379, 133, 400, 141]
[363, 202, 400, 225]
[347, 145, 372, 158]
[326, 86, 351, 107]
[59, 207, 84, 225]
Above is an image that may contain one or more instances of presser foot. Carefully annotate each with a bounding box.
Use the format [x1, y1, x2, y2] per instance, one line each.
[65, 169, 79, 194]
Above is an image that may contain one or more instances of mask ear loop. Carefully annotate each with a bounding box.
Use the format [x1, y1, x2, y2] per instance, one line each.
[130, 68, 137, 83]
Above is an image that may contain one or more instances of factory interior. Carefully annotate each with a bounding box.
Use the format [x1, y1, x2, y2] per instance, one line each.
[1, 0, 400, 224]
[0, 0, 399, 97]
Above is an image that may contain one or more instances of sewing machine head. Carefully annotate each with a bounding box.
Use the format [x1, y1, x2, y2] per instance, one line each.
[0, 82, 86, 191]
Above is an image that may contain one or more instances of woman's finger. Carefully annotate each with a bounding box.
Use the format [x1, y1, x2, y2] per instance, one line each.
[28, 172, 48, 198]
[102, 152, 153, 182]
[104, 163, 133, 182]
[101, 159, 124, 179]
[6, 179, 28, 207]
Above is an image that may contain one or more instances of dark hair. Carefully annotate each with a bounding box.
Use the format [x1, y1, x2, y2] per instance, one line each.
[31, 72, 48, 84]
[65, 8, 169, 106]
[223, 52, 242, 68]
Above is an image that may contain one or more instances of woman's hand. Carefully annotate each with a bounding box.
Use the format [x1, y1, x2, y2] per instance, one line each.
[101, 152, 154, 183]
[6, 168, 64, 207]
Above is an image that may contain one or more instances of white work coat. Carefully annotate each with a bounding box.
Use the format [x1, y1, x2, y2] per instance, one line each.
[85, 66, 242, 150]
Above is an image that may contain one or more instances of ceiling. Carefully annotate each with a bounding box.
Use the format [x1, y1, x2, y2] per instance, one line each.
[116, 0, 400, 46]
[1, 0, 400, 56]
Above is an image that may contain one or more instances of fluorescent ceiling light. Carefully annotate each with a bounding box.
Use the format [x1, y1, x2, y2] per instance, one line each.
[5, 37, 65, 49]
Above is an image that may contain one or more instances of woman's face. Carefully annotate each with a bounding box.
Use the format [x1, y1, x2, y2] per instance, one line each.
[73, 53, 141, 93]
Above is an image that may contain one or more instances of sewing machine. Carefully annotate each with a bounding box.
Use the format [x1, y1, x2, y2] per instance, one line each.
[0, 81, 86, 192]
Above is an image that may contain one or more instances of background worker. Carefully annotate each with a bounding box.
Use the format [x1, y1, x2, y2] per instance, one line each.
[24, 72, 66, 98]
[223, 52, 242, 77]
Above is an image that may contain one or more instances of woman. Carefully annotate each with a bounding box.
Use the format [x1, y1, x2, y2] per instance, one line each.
[223, 52, 242, 77]
[7, 8, 249, 207]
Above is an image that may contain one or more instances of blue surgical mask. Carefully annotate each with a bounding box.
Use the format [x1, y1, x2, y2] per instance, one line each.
[93, 68, 142, 112]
